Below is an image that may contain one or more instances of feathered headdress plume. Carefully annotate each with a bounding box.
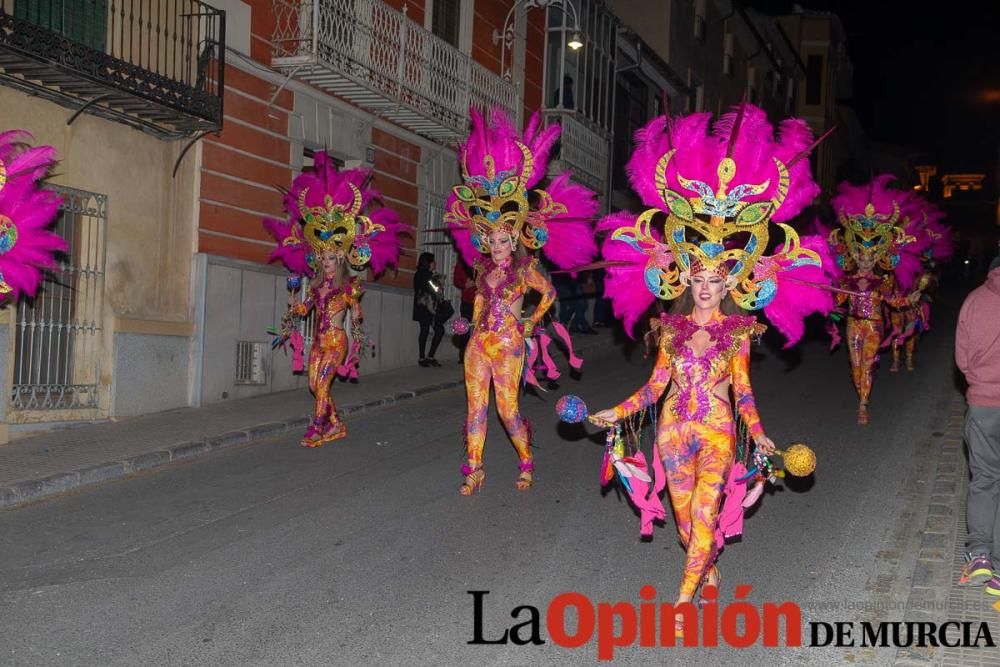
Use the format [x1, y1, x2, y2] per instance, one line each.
[263, 152, 406, 277]
[0, 131, 66, 301]
[599, 104, 837, 345]
[444, 107, 599, 269]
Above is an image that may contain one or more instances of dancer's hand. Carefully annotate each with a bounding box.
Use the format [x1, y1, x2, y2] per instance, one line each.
[755, 434, 776, 455]
[908, 291, 921, 305]
[589, 409, 619, 427]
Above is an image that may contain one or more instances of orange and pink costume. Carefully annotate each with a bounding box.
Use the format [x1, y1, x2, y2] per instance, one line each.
[837, 273, 909, 405]
[828, 174, 924, 423]
[611, 312, 766, 597]
[463, 256, 556, 475]
[262, 152, 405, 447]
[596, 104, 836, 602]
[293, 276, 364, 445]
[444, 107, 600, 491]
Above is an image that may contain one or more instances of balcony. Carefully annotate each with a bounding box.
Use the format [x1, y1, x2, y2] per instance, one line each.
[0, 0, 225, 139]
[272, 0, 517, 145]
[543, 109, 609, 194]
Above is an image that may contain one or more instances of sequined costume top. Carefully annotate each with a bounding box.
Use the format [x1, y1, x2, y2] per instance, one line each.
[838, 273, 908, 320]
[613, 312, 767, 438]
[472, 256, 556, 337]
[293, 275, 364, 336]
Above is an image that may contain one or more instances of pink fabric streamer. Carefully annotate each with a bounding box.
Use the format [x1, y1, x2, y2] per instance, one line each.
[290, 330, 305, 373]
[826, 318, 843, 350]
[550, 322, 584, 369]
[522, 323, 585, 389]
[610, 450, 667, 538]
[715, 463, 750, 549]
[537, 333, 560, 380]
[336, 337, 363, 380]
[523, 339, 543, 390]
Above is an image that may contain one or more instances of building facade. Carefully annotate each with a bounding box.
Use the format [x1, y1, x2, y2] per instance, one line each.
[0, 0, 855, 441]
[0, 0, 616, 439]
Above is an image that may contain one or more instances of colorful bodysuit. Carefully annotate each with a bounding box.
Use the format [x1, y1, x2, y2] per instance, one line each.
[888, 271, 933, 370]
[293, 275, 364, 446]
[612, 311, 766, 599]
[837, 273, 908, 404]
[463, 256, 556, 475]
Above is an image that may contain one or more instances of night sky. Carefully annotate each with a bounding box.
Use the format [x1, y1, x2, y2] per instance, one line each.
[754, 0, 1000, 178]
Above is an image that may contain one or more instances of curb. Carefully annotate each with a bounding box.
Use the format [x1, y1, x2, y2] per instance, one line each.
[893, 393, 967, 666]
[0, 337, 614, 509]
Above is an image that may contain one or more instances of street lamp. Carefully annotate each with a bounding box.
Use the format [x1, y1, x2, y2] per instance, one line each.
[491, 0, 583, 82]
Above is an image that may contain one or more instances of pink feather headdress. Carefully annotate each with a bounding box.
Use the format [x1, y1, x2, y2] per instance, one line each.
[599, 104, 836, 345]
[444, 107, 599, 269]
[896, 194, 952, 289]
[263, 152, 406, 277]
[0, 131, 67, 301]
[829, 174, 916, 283]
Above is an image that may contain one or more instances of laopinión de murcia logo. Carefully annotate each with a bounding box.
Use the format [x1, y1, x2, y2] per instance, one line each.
[467, 588, 995, 660]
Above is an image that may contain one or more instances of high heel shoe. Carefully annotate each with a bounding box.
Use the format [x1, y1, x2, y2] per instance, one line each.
[857, 402, 869, 425]
[459, 465, 485, 496]
[515, 461, 534, 491]
[699, 566, 721, 606]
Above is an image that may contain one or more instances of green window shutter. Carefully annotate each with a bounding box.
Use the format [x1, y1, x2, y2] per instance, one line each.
[14, 0, 107, 52]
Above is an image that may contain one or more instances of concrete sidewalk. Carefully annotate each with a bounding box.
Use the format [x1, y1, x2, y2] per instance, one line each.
[0, 329, 618, 509]
[893, 390, 1000, 666]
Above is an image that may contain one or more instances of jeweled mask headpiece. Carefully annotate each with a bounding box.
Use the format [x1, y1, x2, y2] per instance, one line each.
[447, 140, 566, 255]
[263, 152, 405, 279]
[443, 107, 600, 270]
[829, 175, 913, 273]
[296, 181, 385, 270]
[609, 104, 823, 310]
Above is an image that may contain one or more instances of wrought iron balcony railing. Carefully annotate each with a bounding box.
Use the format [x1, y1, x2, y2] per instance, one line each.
[0, 0, 225, 139]
[543, 109, 610, 194]
[272, 0, 517, 145]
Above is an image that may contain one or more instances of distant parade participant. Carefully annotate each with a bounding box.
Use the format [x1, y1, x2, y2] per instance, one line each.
[827, 176, 921, 425]
[886, 197, 953, 372]
[263, 153, 405, 447]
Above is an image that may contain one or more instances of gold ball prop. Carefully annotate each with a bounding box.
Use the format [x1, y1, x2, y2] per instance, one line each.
[781, 443, 816, 477]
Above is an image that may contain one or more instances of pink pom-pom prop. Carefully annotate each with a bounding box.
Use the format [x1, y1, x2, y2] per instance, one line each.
[450, 317, 470, 336]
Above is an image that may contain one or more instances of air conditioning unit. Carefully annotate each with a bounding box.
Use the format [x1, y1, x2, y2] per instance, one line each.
[235, 341, 268, 385]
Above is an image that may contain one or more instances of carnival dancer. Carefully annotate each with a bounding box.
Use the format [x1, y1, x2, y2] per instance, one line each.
[445, 107, 599, 494]
[263, 152, 405, 447]
[888, 197, 952, 372]
[0, 131, 66, 303]
[827, 176, 922, 424]
[589, 104, 837, 631]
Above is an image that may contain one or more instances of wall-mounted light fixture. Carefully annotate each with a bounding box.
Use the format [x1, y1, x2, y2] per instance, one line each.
[491, 0, 583, 82]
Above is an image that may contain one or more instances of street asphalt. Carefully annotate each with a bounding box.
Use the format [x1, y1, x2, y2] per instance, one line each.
[0, 301, 962, 666]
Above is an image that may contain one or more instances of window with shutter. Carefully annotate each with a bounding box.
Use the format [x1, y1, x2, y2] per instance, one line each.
[14, 0, 108, 52]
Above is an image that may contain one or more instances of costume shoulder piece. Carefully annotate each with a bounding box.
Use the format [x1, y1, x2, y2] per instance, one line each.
[517, 255, 538, 276]
[348, 276, 364, 300]
[727, 314, 767, 339]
